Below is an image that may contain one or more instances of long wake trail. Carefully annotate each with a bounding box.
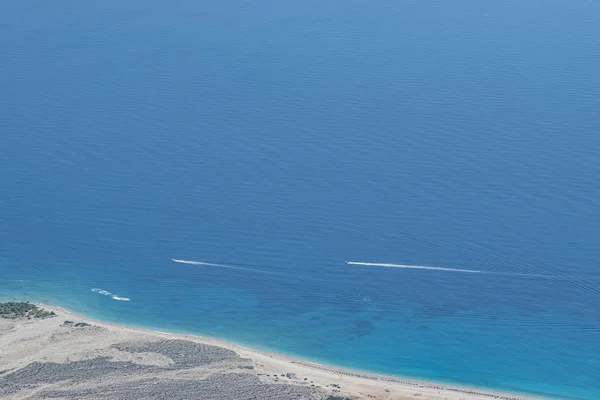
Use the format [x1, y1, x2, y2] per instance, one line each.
[171, 259, 277, 275]
[346, 261, 482, 274]
[345, 261, 597, 281]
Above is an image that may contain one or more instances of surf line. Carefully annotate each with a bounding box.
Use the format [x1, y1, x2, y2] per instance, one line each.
[346, 261, 482, 274]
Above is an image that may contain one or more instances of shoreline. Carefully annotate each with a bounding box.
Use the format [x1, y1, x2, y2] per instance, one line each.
[23, 301, 540, 400]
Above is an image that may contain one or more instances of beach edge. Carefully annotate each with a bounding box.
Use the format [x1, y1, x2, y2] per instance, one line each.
[16, 301, 549, 400]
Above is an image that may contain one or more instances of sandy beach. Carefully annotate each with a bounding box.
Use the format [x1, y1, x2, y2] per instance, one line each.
[0, 303, 534, 400]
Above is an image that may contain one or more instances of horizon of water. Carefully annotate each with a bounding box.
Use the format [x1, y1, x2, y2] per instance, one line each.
[1, 1, 599, 399]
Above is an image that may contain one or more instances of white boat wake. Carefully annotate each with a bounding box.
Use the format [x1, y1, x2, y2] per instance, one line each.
[171, 259, 276, 275]
[172, 259, 234, 268]
[346, 261, 568, 279]
[91, 288, 131, 302]
[91, 288, 112, 296]
[346, 261, 482, 274]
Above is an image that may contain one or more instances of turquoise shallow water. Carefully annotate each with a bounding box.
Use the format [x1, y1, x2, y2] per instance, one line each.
[1, 0, 599, 399]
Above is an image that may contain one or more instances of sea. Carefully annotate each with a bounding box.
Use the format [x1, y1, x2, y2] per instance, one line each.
[1, 1, 599, 399]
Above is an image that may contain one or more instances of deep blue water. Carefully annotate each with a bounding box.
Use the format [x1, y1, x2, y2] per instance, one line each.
[1, 0, 599, 398]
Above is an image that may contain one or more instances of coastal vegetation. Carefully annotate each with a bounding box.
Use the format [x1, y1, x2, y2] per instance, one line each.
[62, 320, 91, 327]
[0, 302, 55, 319]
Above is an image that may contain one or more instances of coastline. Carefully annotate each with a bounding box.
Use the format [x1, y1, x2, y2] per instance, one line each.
[10, 302, 542, 400]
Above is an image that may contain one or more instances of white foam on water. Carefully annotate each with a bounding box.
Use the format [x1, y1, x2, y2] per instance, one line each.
[172, 259, 231, 268]
[345, 261, 569, 279]
[91, 288, 112, 296]
[346, 261, 482, 274]
[171, 258, 276, 275]
[92, 288, 130, 301]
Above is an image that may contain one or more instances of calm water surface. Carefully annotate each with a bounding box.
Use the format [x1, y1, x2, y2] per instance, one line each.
[1, 1, 599, 399]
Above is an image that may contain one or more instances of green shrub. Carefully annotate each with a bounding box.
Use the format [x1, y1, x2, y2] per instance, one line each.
[0, 302, 55, 319]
